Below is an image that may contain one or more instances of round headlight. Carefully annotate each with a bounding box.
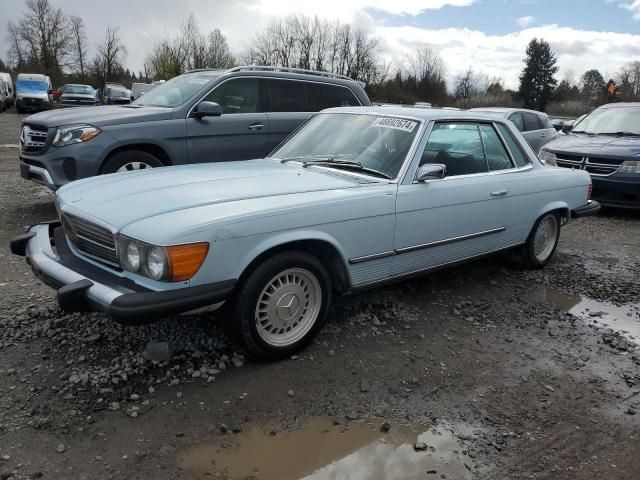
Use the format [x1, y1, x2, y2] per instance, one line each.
[146, 247, 168, 280]
[126, 241, 141, 272]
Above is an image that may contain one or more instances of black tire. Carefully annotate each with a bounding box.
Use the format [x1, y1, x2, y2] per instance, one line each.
[519, 212, 560, 269]
[225, 250, 332, 361]
[101, 150, 164, 174]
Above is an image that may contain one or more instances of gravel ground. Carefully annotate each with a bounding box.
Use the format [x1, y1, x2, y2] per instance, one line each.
[1, 109, 639, 479]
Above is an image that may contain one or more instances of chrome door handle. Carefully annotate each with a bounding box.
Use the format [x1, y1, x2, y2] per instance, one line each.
[248, 123, 264, 131]
[490, 190, 508, 196]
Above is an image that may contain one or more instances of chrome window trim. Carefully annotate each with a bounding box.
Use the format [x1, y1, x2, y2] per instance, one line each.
[187, 75, 363, 119]
[491, 122, 520, 168]
[348, 226, 506, 263]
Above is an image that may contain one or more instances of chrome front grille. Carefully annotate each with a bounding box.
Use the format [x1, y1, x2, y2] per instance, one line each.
[555, 154, 624, 176]
[61, 213, 119, 266]
[20, 124, 48, 153]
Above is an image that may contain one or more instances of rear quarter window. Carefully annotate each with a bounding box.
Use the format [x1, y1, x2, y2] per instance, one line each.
[268, 79, 307, 112]
[496, 123, 530, 168]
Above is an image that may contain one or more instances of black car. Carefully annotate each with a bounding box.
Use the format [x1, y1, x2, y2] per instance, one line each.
[60, 84, 98, 108]
[539, 103, 640, 209]
[105, 87, 131, 105]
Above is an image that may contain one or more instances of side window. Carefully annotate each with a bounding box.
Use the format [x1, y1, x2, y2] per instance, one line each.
[421, 123, 488, 177]
[305, 82, 327, 111]
[496, 123, 530, 168]
[268, 79, 307, 112]
[508, 112, 524, 131]
[323, 84, 359, 107]
[204, 78, 260, 114]
[478, 124, 514, 171]
[522, 112, 541, 131]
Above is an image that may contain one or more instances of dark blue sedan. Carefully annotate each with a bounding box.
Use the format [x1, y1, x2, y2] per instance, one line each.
[539, 102, 640, 209]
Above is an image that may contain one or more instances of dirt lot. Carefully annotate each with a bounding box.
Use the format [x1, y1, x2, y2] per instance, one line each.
[0, 108, 639, 480]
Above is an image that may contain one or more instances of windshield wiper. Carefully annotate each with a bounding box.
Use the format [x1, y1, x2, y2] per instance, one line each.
[571, 130, 596, 135]
[599, 131, 640, 137]
[302, 159, 392, 179]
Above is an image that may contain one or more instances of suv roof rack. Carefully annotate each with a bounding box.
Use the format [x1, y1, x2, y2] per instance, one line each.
[225, 65, 356, 83]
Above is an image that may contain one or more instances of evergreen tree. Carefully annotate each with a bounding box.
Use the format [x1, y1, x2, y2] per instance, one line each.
[581, 69, 605, 104]
[518, 38, 558, 111]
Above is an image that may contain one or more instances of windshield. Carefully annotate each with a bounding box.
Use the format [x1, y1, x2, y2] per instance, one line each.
[64, 85, 93, 95]
[273, 113, 421, 179]
[132, 72, 220, 107]
[572, 107, 640, 135]
[16, 80, 47, 94]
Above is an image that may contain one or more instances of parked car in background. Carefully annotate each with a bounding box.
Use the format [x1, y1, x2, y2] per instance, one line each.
[0, 78, 8, 112]
[52, 87, 62, 103]
[0, 72, 14, 108]
[539, 102, 640, 209]
[469, 107, 558, 153]
[131, 82, 156, 100]
[15, 73, 53, 113]
[60, 84, 99, 108]
[102, 83, 125, 104]
[104, 87, 132, 105]
[18, 66, 371, 190]
[11, 107, 599, 359]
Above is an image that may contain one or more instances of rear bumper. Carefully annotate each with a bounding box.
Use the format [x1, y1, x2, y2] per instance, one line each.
[571, 200, 601, 218]
[10, 223, 235, 324]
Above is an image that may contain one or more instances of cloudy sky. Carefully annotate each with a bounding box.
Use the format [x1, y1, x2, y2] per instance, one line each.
[2, 0, 640, 88]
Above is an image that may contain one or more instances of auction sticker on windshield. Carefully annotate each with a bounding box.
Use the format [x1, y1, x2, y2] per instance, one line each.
[373, 117, 417, 133]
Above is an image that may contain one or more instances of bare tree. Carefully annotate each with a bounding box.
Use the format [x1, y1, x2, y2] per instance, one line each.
[69, 15, 88, 78]
[206, 29, 235, 69]
[7, 0, 71, 75]
[96, 26, 126, 81]
[6, 22, 25, 68]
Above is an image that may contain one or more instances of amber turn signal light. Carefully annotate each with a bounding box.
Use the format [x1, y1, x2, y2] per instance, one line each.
[166, 242, 209, 281]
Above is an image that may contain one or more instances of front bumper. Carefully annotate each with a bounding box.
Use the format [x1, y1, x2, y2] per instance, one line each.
[10, 223, 235, 324]
[591, 175, 640, 209]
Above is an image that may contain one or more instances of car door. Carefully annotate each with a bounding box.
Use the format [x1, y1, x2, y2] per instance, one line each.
[393, 122, 513, 277]
[537, 114, 558, 148]
[265, 79, 321, 153]
[186, 77, 269, 163]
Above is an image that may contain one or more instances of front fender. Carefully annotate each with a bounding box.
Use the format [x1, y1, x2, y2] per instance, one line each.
[232, 229, 351, 282]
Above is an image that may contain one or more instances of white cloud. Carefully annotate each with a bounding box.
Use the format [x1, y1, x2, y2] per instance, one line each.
[376, 24, 640, 89]
[517, 16, 536, 28]
[1, 0, 639, 93]
[249, 0, 477, 19]
[621, 0, 640, 19]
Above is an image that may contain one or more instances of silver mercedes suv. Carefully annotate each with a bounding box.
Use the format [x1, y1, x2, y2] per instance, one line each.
[18, 66, 371, 190]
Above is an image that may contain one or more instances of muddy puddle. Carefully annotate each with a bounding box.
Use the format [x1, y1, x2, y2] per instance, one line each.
[528, 286, 640, 344]
[177, 417, 473, 479]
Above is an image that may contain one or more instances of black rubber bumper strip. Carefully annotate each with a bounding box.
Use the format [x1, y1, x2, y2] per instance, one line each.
[571, 200, 601, 218]
[10, 231, 37, 256]
[58, 279, 94, 312]
[108, 279, 237, 325]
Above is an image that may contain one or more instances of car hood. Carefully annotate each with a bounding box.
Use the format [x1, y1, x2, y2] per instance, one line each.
[57, 160, 372, 232]
[544, 133, 640, 159]
[24, 105, 172, 127]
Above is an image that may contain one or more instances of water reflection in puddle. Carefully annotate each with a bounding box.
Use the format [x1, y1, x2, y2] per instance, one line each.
[528, 287, 640, 344]
[177, 417, 472, 480]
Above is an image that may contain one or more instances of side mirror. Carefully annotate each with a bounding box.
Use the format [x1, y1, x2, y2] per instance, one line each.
[416, 163, 446, 182]
[47, 89, 53, 95]
[130, 95, 135, 101]
[193, 101, 222, 118]
[561, 123, 573, 134]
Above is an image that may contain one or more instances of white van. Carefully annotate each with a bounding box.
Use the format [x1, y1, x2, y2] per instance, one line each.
[0, 73, 14, 108]
[0, 78, 8, 112]
[16, 73, 53, 113]
[131, 82, 156, 100]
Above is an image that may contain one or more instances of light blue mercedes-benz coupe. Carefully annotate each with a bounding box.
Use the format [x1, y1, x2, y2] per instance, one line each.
[11, 107, 600, 359]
